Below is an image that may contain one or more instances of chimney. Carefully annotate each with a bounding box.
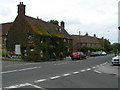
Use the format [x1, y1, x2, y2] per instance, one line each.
[85, 32, 88, 36]
[18, 2, 26, 16]
[94, 34, 96, 37]
[60, 21, 65, 28]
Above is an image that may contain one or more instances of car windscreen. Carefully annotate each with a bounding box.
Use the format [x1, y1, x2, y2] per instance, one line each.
[73, 53, 78, 55]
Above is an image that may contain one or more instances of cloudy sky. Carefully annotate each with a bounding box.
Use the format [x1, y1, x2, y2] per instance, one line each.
[0, 0, 119, 43]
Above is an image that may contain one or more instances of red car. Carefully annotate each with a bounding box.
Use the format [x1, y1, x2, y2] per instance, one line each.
[70, 52, 86, 60]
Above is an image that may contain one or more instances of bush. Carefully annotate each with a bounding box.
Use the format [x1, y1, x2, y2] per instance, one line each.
[23, 50, 41, 62]
[59, 52, 64, 60]
[51, 52, 56, 61]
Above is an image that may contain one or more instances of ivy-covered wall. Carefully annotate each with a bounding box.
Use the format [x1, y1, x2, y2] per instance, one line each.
[23, 33, 72, 62]
[7, 16, 33, 51]
[7, 15, 72, 62]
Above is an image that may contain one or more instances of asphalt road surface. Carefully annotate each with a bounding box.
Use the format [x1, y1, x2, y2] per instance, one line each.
[2, 54, 119, 90]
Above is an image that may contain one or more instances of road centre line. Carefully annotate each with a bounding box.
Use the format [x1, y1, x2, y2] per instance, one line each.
[94, 70, 101, 74]
[96, 65, 100, 67]
[54, 62, 69, 66]
[50, 76, 61, 79]
[1, 70, 18, 74]
[86, 68, 91, 71]
[92, 66, 96, 69]
[73, 71, 79, 74]
[4, 64, 105, 89]
[80, 70, 86, 72]
[63, 73, 71, 76]
[3, 63, 39, 68]
[34, 79, 47, 83]
[2, 66, 41, 74]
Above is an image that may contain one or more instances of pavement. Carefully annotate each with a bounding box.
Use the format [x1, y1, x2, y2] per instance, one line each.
[96, 62, 119, 76]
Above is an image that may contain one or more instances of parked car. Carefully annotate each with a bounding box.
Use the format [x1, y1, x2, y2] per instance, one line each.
[70, 52, 86, 60]
[112, 53, 120, 65]
[90, 51, 107, 56]
[101, 51, 107, 55]
[90, 52, 100, 56]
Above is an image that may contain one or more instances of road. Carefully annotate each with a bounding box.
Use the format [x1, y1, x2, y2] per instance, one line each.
[2, 54, 119, 89]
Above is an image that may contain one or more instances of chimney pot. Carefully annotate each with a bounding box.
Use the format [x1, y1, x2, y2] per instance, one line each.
[60, 21, 65, 28]
[18, 2, 26, 16]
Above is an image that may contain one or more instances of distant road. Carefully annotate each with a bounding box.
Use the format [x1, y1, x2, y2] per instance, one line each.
[2, 54, 119, 89]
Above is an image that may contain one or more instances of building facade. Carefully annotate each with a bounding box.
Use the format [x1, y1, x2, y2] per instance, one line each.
[2, 2, 72, 61]
[71, 34, 103, 51]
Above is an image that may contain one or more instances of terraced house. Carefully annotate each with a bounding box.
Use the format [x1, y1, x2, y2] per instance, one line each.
[2, 2, 72, 61]
[71, 34, 103, 51]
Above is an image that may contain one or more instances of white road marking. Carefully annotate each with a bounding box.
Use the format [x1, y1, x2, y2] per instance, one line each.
[2, 66, 41, 74]
[75, 61, 80, 62]
[80, 70, 86, 72]
[94, 70, 101, 74]
[1, 70, 18, 74]
[100, 64, 103, 66]
[4, 83, 46, 90]
[96, 65, 100, 67]
[73, 71, 79, 74]
[3, 63, 39, 68]
[28, 83, 47, 90]
[92, 67, 96, 69]
[105, 62, 108, 64]
[34, 79, 47, 83]
[50, 76, 61, 79]
[86, 68, 91, 71]
[54, 62, 69, 66]
[4, 83, 31, 88]
[63, 73, 71, 76]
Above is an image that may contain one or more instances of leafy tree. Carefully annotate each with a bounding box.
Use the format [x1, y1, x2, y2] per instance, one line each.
[48, 20, 59, 25]
[103, 39, 112, 52]
[111, 43, 120, 53]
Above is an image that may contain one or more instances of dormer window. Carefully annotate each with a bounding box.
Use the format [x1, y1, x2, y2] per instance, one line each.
[59, 28, 62, 32]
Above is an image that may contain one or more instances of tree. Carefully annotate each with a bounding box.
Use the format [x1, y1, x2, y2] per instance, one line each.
[103, 39, 112, 52]
[111, 43, 120, 53]
[48, 20, 59, 25]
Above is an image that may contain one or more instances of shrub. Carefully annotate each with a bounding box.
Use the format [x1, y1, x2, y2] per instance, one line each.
[59, 52, 64, 60]
[51, 52, 56, 61]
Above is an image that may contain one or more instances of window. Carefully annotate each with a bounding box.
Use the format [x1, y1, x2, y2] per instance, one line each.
[28, 34, 34, 44]
[73, 52, 78, 55]
[41, 40, 43, 43]
[59, 28, 62, 32]
[40, 50, 43, 57]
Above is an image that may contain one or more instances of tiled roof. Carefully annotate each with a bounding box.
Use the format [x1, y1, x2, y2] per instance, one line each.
[1, 15, 71, 39]
[25, 15, 71, 39]
[71, 35, 102, 44]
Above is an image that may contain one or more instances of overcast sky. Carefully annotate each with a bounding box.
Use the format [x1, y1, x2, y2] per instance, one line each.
[0, 0, 119, 43]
